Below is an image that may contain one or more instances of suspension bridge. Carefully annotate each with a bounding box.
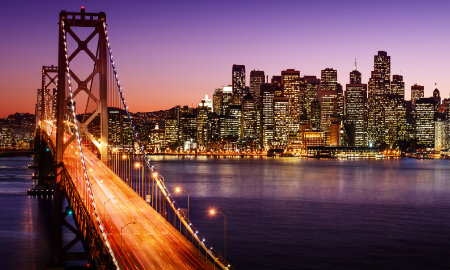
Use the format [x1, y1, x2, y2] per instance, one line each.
[33, 7, 231, 269]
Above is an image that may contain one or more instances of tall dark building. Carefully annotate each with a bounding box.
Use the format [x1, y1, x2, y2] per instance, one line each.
[433, 88, 441, 110]
[241, 93, 258, 141]
[249, 70, 265, 105]
[232, 64, 246, 97]
[350, 70, 361, 84]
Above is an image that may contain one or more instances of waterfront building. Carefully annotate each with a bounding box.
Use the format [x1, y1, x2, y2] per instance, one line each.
[300, 76, 320, 130]
[411, 84, 424, 104]
[273, 95, 290, 147]
[249, 70, 265, 105]
[260, 83, 275, 148]
[232, 64, 246, 97]
[281, 69, 301, 145]
[303, 131, 325, 147]
[384, 95, 407, 147]
[415, 97, 436, 149]
[197, 103, 209, 148]
[164, 117, 179, 149]
[319, 90, 338, 146]
[241, 93, 258, 141]
[368, 51, 391, 147]
[345, 71, 368, 147]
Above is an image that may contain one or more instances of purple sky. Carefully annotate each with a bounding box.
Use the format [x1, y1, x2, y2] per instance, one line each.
[0, 0, 449, 117]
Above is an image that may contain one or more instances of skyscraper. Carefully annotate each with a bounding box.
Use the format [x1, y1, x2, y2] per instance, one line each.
[368, 51, 391, 146]
[273, 95, 290, 147]
[391, 75, 405, 99]
[300, 76, 320, 130]
[213, 88, 223, 115]
[232, 64, 246, 97]
[411, 84, 424, 104]
[345, 70, 368, 147]
[281, 69, 301, 145]
[415, 98, 436, 149]
[241, 93, 257, 141]
[320, 68, 338, 92]
[221, 86, 233, 115]
[249, 70, 265, 105]
[260, 83, 275, 148]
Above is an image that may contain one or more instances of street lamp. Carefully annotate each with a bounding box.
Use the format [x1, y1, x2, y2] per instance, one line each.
[175, 187, 190, 219]
[103, 197, 116, 220]
[209, 209, 227, 259]
[121, 221, 136, 250]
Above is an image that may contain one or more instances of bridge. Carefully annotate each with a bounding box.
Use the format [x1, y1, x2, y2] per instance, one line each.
[33, 7, 231, 270]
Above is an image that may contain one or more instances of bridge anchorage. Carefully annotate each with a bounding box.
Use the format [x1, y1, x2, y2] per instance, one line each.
[34, 7, 233, 270]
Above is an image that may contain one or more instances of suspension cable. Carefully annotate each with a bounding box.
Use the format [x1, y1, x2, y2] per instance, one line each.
[61, 20, 119, 269]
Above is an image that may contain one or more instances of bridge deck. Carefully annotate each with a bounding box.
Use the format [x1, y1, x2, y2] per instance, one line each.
[61, 135, 215, 269]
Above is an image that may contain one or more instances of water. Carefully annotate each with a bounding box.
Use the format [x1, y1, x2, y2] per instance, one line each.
[1, 156, 450, 269]
[0, 156, 52, 270]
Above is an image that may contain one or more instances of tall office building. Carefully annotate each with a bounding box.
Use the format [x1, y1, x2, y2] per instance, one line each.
[260, 83, 275, 148]
[241, 93, 258, 141]
[232, 64, 246, 97]
[321, 68, 338, 92]
[368, 51, 391, 146]
[197, 102, 209, 148]
[213, 88, 223, 115]
[345, 70, 368, 147]
[433, 88, 441, 110]
[319, 90, 338, 146]
[350, 70, 361, 84]
[273, 95, 290, 147]
[281, 69, 301, 145]
[300, 76, 320, 130]
[415, 97, 436, 148]
[221, 86, 233, 115]
[384, 95, 407, 147]
[249, 70, 265, 105]
[391, 75, 405, 99]
[271, 76, 283, 96]
[164, 117, 179, 147]
[411, 84, 424, 104]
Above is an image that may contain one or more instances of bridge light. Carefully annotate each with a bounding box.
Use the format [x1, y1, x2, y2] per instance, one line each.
[175, 187, 181, 193]
[134, 162, 140, 168]
[152, 172, 158, 178]
[209, 209, 216, 215]
[122, 154, 127, 160]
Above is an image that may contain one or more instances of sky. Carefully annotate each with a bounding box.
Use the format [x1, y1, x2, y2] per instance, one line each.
[0, 0, 450, 117]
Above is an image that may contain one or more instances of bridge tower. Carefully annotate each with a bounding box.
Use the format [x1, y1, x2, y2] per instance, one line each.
[56, 7, 108, 166]
[53, 8, 109, 266]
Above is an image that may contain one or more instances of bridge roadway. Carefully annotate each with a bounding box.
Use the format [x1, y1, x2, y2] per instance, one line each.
[59, 134, 216, 269]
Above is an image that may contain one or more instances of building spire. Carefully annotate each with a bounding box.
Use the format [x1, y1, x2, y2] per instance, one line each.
[354, 58, 357, 70]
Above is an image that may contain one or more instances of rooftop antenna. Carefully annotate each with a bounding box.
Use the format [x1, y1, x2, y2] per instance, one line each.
[354, 58, 357, 70]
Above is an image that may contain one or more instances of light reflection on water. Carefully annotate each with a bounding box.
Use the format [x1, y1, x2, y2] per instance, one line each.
[2, 155, 450, 269]
[152, 156, 450, 270]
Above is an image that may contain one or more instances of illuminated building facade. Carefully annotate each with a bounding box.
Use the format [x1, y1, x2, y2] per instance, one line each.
[232, 64, 246, 97]
[281, 69, 301, 145]
[345, 70, 368, 147]
[415, 97, 436, 148]
[249, 70, 265, 105]
[411, 84, 424, 104]
[260, 83, 275, 148]
[273, 95, 289, 147]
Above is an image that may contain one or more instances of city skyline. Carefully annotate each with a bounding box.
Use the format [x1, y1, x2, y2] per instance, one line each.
[1, 0, 450, 117]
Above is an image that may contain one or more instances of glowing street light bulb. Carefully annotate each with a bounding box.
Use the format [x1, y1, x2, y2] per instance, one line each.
[135, 162, 140, 168]
[175, 187, 181, 193]
[122, 154, 127, 160]
[209, 209, 216, 215]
